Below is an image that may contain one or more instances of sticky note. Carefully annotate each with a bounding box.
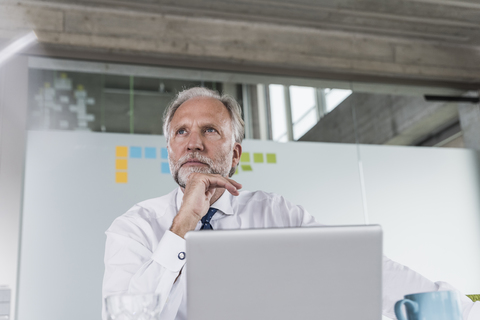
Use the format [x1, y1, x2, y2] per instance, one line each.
[241, 164, 253, 171]
[241, 152, 250, 163]
[130, 146, 142, 158]
[253, 153, 264, 163]
[116, 159, 128, 170]
[145, 147, 156, 159]
[266, 153, 277, 164]
[116, 146, 128, 158]
[161, 147, 168, 159]
[161, 162, 170, 174]
[115, 172, 128, 183]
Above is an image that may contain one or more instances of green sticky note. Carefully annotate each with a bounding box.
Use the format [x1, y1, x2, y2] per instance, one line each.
[241, 164, 253, 171]
[241, 152, 250, 163]
[253, 153, 264, 163]
[266, 153, 276, 164]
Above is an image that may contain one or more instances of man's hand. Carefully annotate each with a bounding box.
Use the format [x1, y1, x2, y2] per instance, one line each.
[170, 172, 242, 238]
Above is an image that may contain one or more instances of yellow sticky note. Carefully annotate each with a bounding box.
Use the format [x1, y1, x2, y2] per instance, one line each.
[266, 153, 277, 164]
[241, 164, 253, 171]
[116, 159, 128, 170]
[241, 152, 250, 163]
[253, 153, 264, 163]
[116, 172, 128, 183]
[116, 146, 128, 158]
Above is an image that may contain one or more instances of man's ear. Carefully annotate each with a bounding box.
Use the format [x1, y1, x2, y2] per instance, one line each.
[232, 143, 242, 168]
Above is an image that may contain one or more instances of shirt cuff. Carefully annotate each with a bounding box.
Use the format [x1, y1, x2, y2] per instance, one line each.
[152, 231, 186, 272]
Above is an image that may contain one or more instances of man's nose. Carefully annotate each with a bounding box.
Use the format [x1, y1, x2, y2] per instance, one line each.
[186, 131, 204, 151]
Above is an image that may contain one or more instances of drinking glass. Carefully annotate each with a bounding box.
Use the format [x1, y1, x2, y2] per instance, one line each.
[105, 293, 162, 320]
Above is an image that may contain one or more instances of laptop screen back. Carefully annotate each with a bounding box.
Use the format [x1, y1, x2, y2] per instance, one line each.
[185, 225, 382, 320]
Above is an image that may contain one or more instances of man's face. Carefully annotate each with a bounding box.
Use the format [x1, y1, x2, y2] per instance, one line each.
[167, 96, 242, 188]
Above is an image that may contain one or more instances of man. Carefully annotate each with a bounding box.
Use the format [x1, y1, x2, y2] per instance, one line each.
[103, 87, 479, 320]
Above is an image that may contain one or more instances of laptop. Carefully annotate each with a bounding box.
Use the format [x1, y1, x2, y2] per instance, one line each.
[185, 225, 382, 320]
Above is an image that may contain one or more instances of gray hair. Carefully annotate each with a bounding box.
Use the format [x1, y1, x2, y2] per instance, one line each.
[162, 87, 245, 144]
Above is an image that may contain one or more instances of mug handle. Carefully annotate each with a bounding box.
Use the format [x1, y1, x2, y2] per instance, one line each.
[394, 299, 419, 320]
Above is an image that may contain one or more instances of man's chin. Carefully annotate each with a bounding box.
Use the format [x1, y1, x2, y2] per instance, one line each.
[175, 167, 211, 188]
[180, 166, 211, 176]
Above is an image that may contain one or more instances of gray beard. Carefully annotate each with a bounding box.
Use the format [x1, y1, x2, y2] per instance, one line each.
[169, 151, 232, 188]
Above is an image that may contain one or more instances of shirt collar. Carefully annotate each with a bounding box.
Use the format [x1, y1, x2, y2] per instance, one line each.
[175, 187, 234, 217]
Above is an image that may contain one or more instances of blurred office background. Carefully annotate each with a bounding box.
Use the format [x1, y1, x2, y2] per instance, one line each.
[1, 1, 480, 320]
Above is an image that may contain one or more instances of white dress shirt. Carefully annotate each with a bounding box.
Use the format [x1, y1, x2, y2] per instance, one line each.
[102, 187, 480, 320]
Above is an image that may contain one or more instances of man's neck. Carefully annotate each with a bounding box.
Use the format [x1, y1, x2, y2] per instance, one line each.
[209, 188, 226, 206]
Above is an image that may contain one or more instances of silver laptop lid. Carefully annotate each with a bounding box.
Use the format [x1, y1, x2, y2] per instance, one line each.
[186, 225, 382, 320]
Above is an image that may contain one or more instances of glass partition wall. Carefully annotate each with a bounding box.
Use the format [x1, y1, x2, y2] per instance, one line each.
[28, 69, 214, 135]
[15, 57, 480, 320]
[27, 57, 474, 149]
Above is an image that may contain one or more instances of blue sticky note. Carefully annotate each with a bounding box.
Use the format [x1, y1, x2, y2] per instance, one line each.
[161, 148, 168, 159]
[161, 162, 170, 174]
[145, 147, 156, 159]
[130, 146, 142, 158]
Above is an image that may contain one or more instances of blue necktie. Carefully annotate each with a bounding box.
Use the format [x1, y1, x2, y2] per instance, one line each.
[200, 208, 218, 230]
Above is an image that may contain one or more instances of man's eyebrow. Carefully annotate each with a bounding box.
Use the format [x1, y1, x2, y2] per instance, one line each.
[171, 122, 188, 129]
[202, 123, 220, 128]
[170, 124, 183, 132]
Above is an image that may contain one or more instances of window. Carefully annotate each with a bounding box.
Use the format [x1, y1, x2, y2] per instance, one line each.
[268, 84, 352, 142]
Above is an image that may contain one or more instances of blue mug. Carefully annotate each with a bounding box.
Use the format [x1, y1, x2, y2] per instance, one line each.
[394, 291, 462, 320]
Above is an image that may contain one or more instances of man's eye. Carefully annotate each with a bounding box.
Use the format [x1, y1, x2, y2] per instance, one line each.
[177, 129, 186, 135]
[206, 128, 217, 133]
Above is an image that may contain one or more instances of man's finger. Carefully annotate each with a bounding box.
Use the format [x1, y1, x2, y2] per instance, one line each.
[226, 177, 242, 190]
[202, 175, 242, 196]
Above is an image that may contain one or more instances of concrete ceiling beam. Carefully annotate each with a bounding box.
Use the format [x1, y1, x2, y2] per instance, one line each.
[2, 1, 480, 85]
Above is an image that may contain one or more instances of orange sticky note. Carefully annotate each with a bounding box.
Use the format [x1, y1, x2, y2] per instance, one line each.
[116, 146, 128, 158]
[115, 172, 128, 183]
[116, 159, 128, 170]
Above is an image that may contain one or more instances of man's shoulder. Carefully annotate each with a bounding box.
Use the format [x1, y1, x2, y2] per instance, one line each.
[106, 189, 178, 241]
[237, 189, 292, 205]
[135, 188, 177, 212]
[120, 188, 178, 222]
[235, 189, 317, 227]
[238, 189, 276, 199]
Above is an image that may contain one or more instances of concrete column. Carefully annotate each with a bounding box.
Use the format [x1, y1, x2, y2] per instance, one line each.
[255, 84, 269, 140]
[315, 88, 327, 121]
[283, 86, 294, 141]
[241, 84, 253, 139]
[458, 103, 480, 150]
[0, 55, 29, 320]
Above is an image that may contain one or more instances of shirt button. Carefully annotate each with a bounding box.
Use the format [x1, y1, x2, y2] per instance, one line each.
[178, 252, 186, 260]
